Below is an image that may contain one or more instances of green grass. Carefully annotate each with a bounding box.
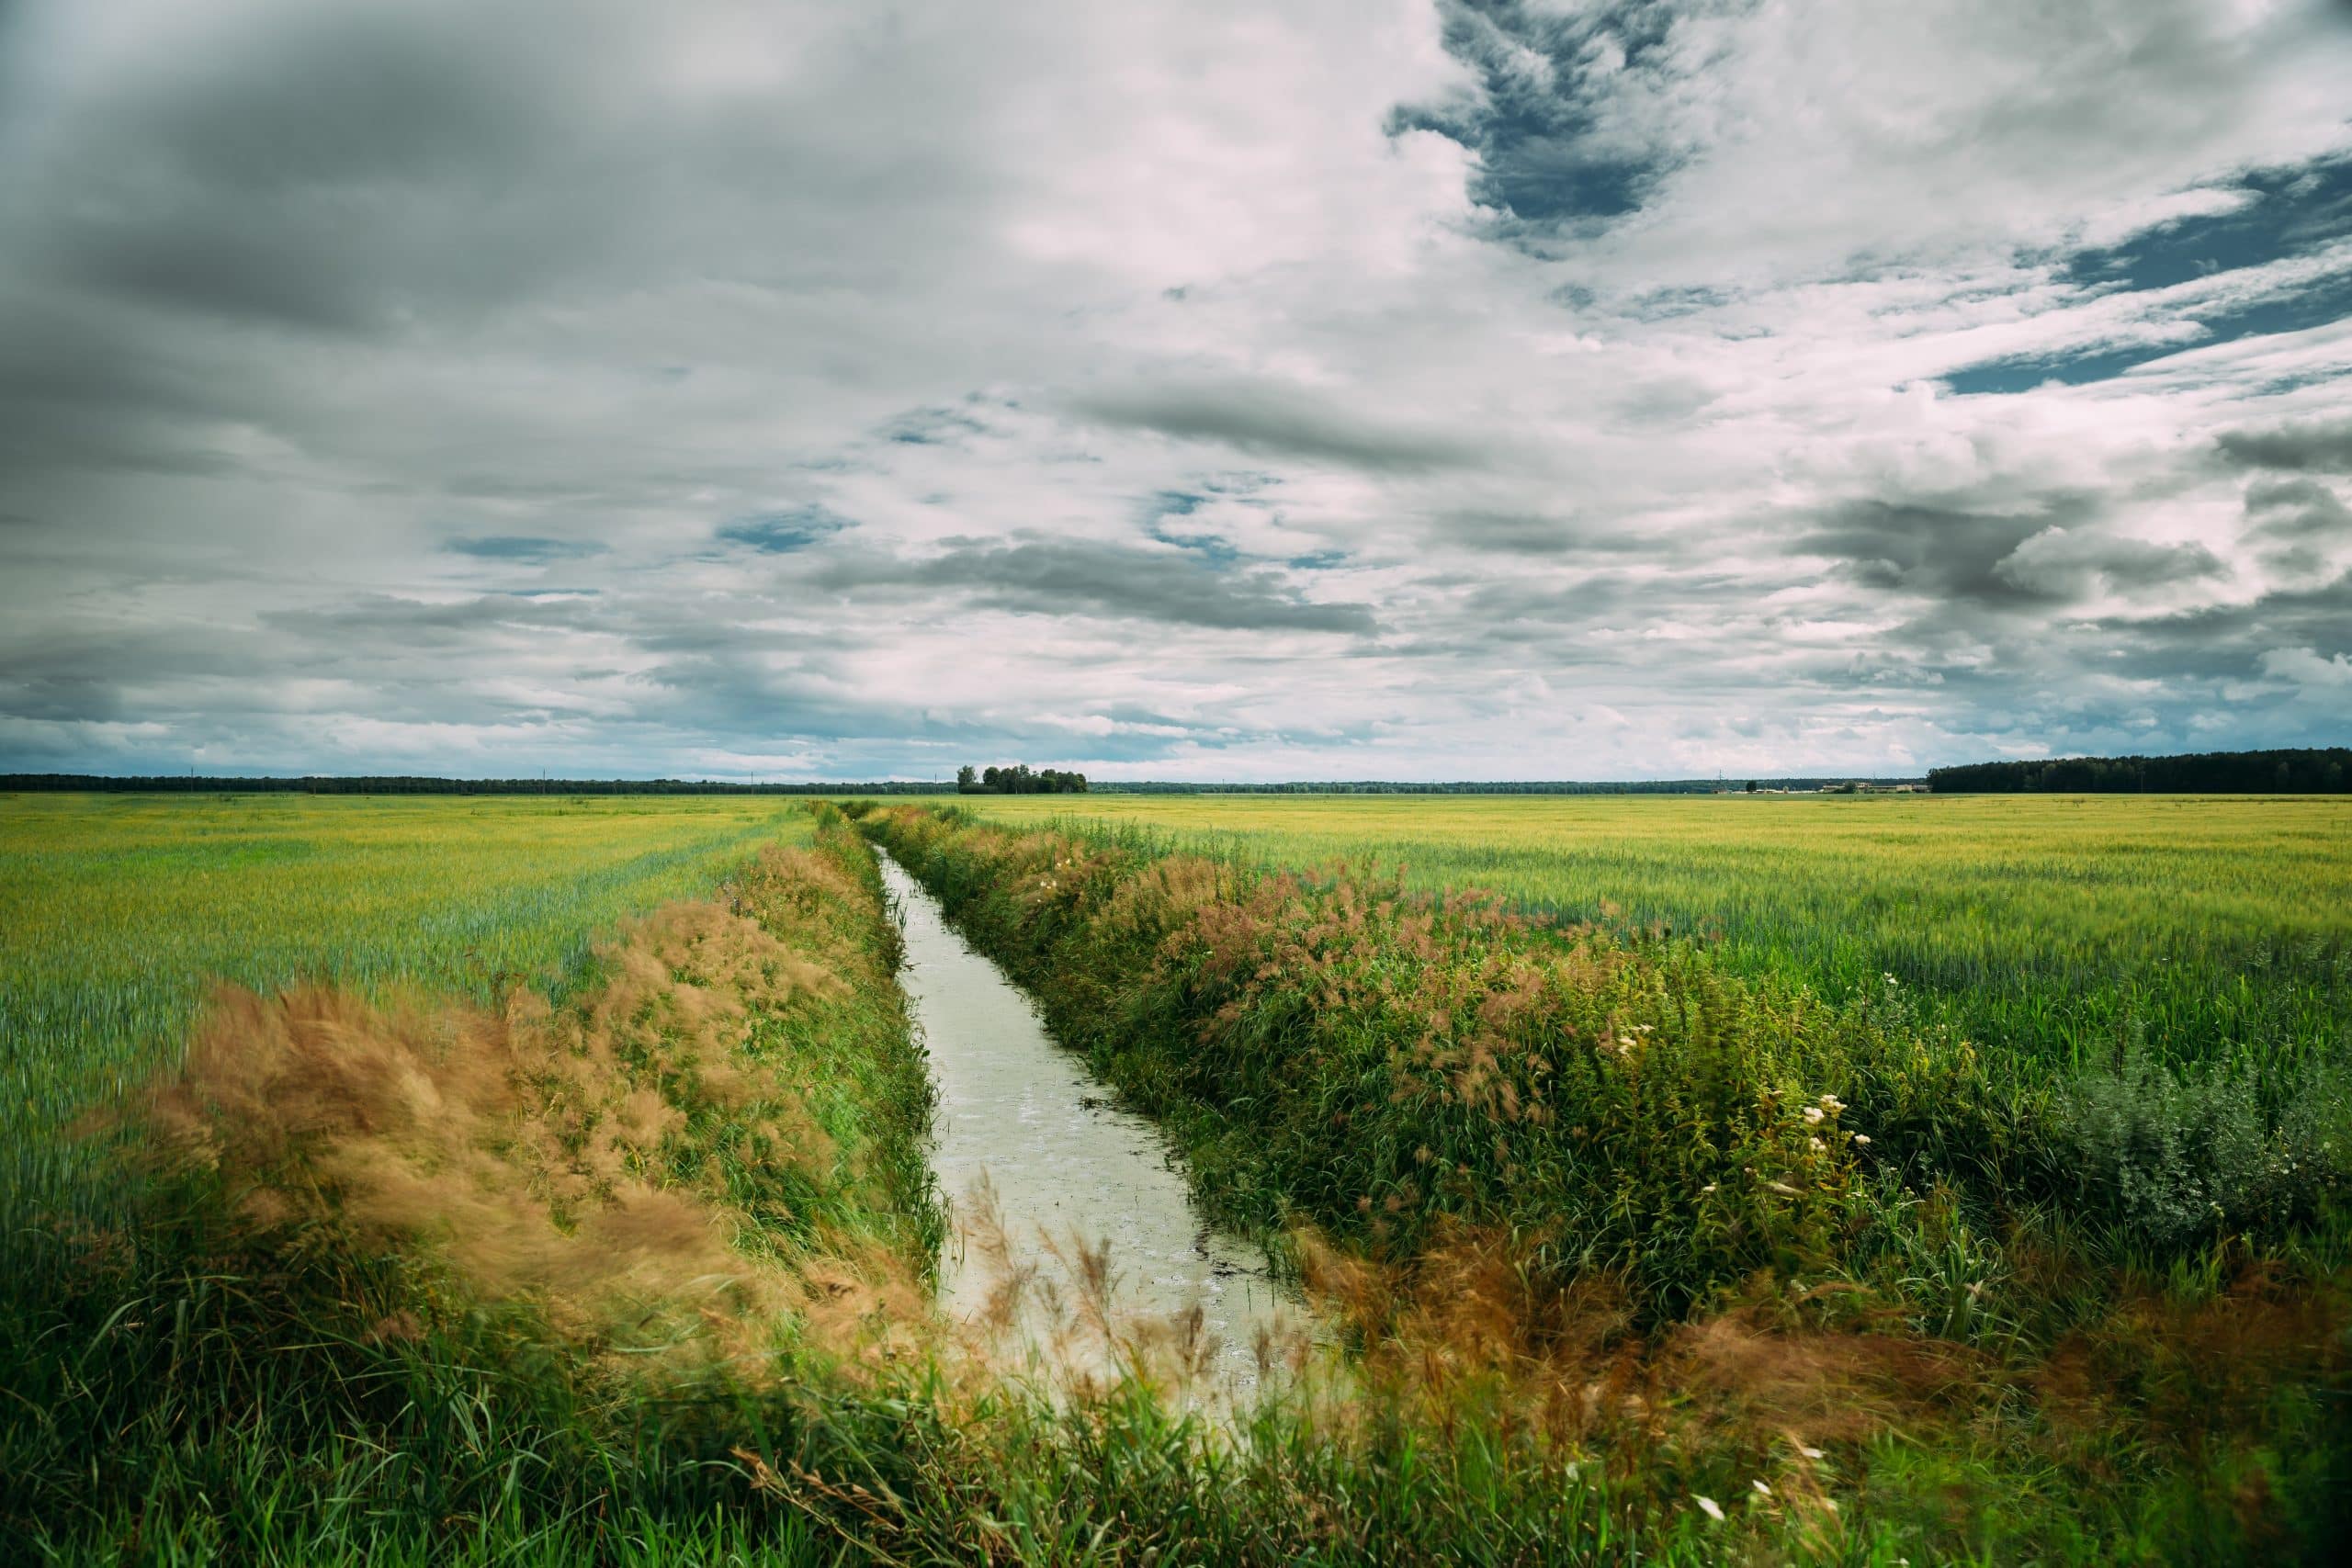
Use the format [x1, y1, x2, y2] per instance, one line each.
[1, 796, 1840, 1564]
[0, 792, 800, 1134]
[956, 792, 2352, 1081]
[864, 800, 2352, 1562]
[0, 801, 935, 1562]
[11, 788, 2352, 1562]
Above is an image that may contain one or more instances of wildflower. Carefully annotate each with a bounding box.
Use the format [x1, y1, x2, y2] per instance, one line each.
[1883, 972, 1897, 986]
[1808, 1136, 1826, 1153]
[1799, 1446, 1825, 1460]
[1752, 1479, 1772, 1497]
[1817, 1093, 1844, 1112]
[1852, 1133, 1871, 1146]
[1700, 1182, 1717, 1194]
[1695, 1496, 1724, 1522]
[1803, 1105, 1825, 1124]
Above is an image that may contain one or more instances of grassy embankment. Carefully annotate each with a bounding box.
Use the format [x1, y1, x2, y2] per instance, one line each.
[952, 793, 2352, 1086]
[866, 799, 2352, 1562]
[3, 796, 948, 1560]
[5, 794, 1788, 1564]
[12, 786, 2349, 1561]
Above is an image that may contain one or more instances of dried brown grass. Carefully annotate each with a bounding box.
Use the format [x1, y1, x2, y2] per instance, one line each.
[144, 888, 912, 1364]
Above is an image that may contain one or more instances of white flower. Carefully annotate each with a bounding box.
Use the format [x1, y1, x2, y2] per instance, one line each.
[1752, 1479, 1772, 1497]
[1808, 1137, 1826, 1153]
[1852, 1134, 1871, 1146]
[1883, 973, 1897, 986]
[1803, 1105, 1825, 1124]
[1700, 1183, 1717, 1194]
[1799, 1446, 1824, 1460]
[1695, 1496, 1724, 1522]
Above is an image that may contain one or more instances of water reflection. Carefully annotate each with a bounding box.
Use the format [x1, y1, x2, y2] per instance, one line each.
[877, 851, 1302, 1400]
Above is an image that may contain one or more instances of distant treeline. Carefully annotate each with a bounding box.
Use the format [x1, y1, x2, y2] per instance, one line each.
[0, 774, 954, 795]
[956, 764, 1088, 795]
[1927, 748, 2352, 795]
[1088, 778, 1911, 795]
[1, 773, 1937, 797]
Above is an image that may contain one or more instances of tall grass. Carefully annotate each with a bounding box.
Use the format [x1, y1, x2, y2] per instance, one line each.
[0, 792, 803, 1129]
[2, 799, 1874, 1564]
[954, 793, 2352, 1082]
[1, 804, 940, 1561]
[865, 802, 2352, 1561]
[12, 790, 2352, 1561]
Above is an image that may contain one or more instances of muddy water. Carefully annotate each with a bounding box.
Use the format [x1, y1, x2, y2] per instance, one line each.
[877, 851, 1300, 1398]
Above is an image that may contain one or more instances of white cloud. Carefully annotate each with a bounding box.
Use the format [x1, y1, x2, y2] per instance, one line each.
[1, 0, 2348, 779]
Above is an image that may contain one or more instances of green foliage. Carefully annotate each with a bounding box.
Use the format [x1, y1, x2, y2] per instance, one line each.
[2064, 1047, 2351, 1248]
[959, 762, 1089, 795]
[1929, 747, 2352, 795]
[9, 789, 2352, 1562]
[864, 803, 2352, 1562]
[950, 791, 2352, 1100]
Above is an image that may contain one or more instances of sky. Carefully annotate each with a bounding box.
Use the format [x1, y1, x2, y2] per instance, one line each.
[2, 0, 2349, 783]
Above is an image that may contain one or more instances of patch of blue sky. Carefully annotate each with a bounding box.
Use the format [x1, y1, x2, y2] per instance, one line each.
[1945, 152, 2352, 395]
[716, 503, 853, 553]
[1386, 0, 1670, 229]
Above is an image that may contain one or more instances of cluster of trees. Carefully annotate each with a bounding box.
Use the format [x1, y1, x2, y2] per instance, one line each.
[0, 774, 953, 795]
[956, 764, 1088, 795]
[1100, 778, 1915, 795]
[1928, 748, 2351, 795]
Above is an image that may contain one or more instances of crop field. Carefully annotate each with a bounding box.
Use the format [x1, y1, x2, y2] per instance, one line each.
[6, 787, 2350, 1561]
[958, 792, 2352, 1080]
[868, 794, 2352, 1558]
[0, 793, 802, 1206]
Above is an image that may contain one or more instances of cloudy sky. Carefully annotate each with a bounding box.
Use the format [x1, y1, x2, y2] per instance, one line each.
[3, 0, 2349, 782]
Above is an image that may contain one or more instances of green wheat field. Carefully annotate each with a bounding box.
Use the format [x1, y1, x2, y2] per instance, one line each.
[4, 789, 2348, 1562]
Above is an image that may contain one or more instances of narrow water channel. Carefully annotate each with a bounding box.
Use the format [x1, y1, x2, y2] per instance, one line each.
[876, 851, 1298, 1397]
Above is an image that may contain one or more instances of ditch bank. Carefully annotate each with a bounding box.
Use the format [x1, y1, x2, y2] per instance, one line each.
[858, 800, 1883, 1322]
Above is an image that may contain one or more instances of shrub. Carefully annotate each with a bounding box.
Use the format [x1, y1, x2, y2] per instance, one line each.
[2063, 1045, 2351, 1248]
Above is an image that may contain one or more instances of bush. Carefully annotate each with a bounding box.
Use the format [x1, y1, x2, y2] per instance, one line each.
[2063, 1045, 2351, 1247]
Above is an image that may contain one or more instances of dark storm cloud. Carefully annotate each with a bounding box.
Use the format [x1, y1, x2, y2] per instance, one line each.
[811, 538, 1378, 634]
[28, 9, 569, 333]
[1437, 509, 1647, 555]
[263, 592, 604, 649]
[2216, 417, 2352, 472]
[447, 536, 606, 563]
[2242, 476, 2352, 579]
[1793, 497, 2094, 606]
[2245, 477, 2351, 538]
[1072, 381, 1491, 474]
[1994, 531, 2228, 599]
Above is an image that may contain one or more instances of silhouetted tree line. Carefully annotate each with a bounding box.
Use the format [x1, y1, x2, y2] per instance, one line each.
[1085, 778, 1913, 795]
[956, 764, 1088, 795]
[1927, 748, 2351, 795]
[0, 774, 953, 795]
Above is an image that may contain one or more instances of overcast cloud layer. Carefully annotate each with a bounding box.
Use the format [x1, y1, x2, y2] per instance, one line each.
[3, 0, 2350, 781]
